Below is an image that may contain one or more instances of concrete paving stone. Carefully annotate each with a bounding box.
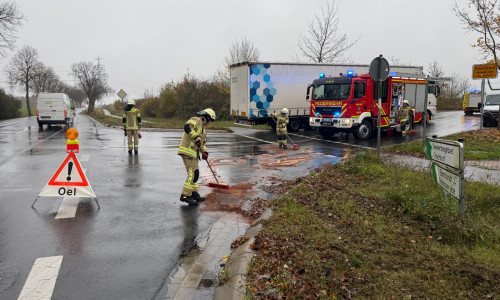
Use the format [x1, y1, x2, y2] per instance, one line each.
[203, 244, 220, 255]
[172, 286, 195, 300]
[196, 252, 215, 264]
[182, 273, 204, 288]
[187, 263, 206, 276]
[213, 285, 245, 300]
[164, 284, 180, 299]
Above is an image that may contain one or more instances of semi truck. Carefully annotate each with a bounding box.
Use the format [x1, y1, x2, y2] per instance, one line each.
[462, 91, 482, 115]
[230, 61, 424, 131]
[308, 72, 437, 140]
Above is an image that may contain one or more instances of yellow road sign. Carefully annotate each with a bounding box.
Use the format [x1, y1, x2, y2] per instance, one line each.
[472, 64, 498, 79]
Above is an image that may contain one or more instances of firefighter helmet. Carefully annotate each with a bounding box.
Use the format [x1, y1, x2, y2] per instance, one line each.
[403, 100, 409, 105]
[281, 108, 289, 114]
[127, 99, 136, 105]
[197, 108, 216, 121]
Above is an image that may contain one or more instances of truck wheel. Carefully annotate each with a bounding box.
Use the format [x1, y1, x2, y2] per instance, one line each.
[288, 119, 301, 132]
[354, 120, 372, 140]
[318, 127, 336, 139]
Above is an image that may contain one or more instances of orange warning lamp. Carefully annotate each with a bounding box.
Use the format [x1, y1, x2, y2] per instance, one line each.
[66, 128, 79, 153]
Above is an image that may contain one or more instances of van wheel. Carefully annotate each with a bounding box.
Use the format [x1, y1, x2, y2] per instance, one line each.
[38, 122, 43, 130]
[354, 120, 372, 140]
[288, 119, 301, 132]
[483, 121, 489, 127]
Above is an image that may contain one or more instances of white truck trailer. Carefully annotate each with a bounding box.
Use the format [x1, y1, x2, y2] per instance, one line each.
[230, 61, 424, 131]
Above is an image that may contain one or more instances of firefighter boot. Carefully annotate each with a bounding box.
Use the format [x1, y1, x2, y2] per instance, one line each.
[134, 149, 138, 154]
[283, 144, 287, 149]
[279, 143, 282, 148]
[192, 191, 205, 202]
[180, 195, 198, 205]
[128, 150, 132, 154]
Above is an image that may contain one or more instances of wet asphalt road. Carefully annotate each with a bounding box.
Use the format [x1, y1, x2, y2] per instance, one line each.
[0, 110, 480, 299]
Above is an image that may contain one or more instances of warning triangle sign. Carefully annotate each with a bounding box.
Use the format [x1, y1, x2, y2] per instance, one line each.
[39, 153, 96, 198]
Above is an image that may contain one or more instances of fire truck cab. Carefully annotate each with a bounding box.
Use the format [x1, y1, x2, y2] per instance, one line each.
[307, 72, 430, 140]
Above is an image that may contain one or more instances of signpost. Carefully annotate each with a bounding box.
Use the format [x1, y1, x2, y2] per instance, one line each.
[472, 64, 498, 131]
[425, 137, 465, 214]
[117, 89, 127, 108]
[369, 55, 390, 158]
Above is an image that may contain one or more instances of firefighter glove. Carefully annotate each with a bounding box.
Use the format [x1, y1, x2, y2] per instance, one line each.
[193, 136, 202, 147]
[202, 152, 208, 160]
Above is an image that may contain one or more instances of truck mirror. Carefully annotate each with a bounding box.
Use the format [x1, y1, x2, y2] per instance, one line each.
[435, 86, 441, 97]
[306, 85, 312, 102]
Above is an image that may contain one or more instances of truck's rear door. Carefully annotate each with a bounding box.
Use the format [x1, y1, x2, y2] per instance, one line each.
[230, 65, 250, 119]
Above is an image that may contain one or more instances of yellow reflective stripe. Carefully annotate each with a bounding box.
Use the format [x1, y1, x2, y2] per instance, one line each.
[179, 147, 197, 157]
[190, 131, 197, 138]
[201, 146, 207, 152]
[183, 183, 195, 190]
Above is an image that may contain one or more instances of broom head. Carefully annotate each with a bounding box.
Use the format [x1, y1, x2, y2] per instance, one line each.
[208, 182, 230, 189]
[292, 144, 299, 150]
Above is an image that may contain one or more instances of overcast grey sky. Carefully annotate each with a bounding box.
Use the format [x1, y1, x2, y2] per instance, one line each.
[0, 0, 493, 103]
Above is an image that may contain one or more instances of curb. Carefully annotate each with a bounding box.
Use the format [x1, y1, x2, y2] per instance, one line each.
[213, 209, 273, 300]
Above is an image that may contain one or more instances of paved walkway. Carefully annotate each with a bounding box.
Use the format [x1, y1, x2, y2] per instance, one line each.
[382, 154, 500, 185]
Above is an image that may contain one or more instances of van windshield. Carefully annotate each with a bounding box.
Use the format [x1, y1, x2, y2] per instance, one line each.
[485, 94, 500, 105]
[313, 83, 351, 100]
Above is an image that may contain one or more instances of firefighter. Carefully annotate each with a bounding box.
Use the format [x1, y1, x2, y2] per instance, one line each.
[122, 99, 142, 154]
[271, 108, 289, 149]
[398, 99, 412, 137]
[178, 108, 216, 205]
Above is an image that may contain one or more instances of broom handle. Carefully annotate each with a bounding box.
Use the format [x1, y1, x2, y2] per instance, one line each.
[206, 159, 220, 184]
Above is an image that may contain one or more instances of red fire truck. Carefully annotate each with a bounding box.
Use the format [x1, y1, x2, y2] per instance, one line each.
[307, 72, 431, 140]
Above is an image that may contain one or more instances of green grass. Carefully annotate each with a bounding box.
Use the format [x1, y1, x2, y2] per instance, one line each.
[99, 105, 271, 132]
[383, 129, 500, 160]
[19, 106, 36, 117]
[247, 152, 500, 299]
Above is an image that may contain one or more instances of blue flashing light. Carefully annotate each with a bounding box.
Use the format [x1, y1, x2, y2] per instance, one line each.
[319, 73, 325, 78]
[316, 112, 320, 116]
[471, 89, 476, 93]
[389, 72, 397, 76]
[334, 112, 340, 117]
[346, 70, 354, 77]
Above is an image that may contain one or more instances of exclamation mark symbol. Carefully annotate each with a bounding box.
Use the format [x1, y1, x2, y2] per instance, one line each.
[67, 162, 73, 181]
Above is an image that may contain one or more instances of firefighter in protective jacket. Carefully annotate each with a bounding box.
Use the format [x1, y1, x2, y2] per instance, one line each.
[271, 108, 289, 149]
[122, 99, 142, 154]
[397, 100, 412, 137]
[177, 108, 216, 205]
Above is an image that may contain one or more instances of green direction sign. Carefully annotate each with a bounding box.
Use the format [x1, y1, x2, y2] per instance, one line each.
[430, 162, 462, 201]
[425, 139, 462, 171]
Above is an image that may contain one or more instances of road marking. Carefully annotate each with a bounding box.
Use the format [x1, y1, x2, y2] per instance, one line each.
[54, 168, 86, 219]
[0, 129, 63, 167]
[18, 256, 63, 300]
[79, 153, 90, 162]
[231, 133, 274, 144]
[55, 197, 80, 219]
[287, 132, 375, 149]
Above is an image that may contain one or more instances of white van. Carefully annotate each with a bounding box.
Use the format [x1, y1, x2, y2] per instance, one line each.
[36, 93, 73, 128]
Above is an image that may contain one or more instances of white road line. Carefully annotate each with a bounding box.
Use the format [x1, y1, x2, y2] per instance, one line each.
[54, 168, 85, 219]
[230, 133, 274, 144]
[79, 153, 90, 162]
[288, 132, 375, 149]
[18, 256, 63, 300]
[55, 197, 80, 219]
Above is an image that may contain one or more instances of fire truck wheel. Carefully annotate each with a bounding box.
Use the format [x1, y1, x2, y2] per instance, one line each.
[354, 120, 372, 140]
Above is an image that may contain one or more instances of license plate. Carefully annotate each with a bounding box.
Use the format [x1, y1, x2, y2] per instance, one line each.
[41, 116, 51, 119]
[322, 122, 333, 126]
[323, 118, 333, 122]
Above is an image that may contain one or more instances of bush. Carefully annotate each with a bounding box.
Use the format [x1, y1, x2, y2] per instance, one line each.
[0, 89, 21, 119]
[140, 97, 160, 117]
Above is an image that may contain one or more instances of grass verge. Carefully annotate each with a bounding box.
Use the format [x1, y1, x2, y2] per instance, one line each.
[247, 152, 500, 299]
[99, 105, 271, 132]
[383, 129, 500, 160]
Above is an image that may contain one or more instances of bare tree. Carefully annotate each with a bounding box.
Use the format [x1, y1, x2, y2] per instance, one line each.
[426, 61, 446, 77]
[453, 0, 500, 68]
[4, 45, 40, 116]
[0, 1, 24, 57]
[224, 37, 260, 66]
[31, 64, 64, 94]
[298, 1, 358, 63]
[70, 61, 112, 113]
[63, 86, 86, 108]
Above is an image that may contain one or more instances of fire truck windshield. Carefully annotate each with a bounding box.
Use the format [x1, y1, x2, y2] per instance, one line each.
[313, 83, 351, 100]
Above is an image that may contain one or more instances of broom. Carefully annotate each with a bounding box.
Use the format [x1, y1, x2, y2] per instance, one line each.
[206, 159, 230, 189]
[271, 116, 299, 150]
